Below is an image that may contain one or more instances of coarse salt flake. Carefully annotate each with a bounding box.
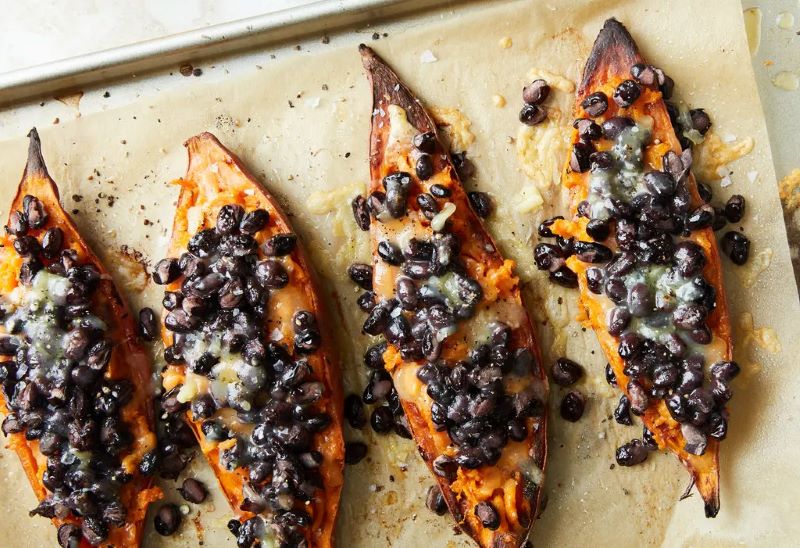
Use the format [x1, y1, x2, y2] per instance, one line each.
[420, 50, 438, 63]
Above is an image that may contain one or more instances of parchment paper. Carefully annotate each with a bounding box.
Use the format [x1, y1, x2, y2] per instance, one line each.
[0, 0, 798, 546]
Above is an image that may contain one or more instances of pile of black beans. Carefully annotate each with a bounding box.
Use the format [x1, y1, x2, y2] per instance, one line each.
[534, 64, 743, 462]
[348, 130, 541, 473]
[153, 204, 330, 548]
[1, 195, 137, 546]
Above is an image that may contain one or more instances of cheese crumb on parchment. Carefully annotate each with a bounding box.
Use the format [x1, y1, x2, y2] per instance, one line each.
[430, 106, 475, 153]
[739, 312, 781, 354]
[740, 248, 773, 288]
[693, 131, 755, 181]
[778, 168, 800, 211]
[527, 68, 576, 93]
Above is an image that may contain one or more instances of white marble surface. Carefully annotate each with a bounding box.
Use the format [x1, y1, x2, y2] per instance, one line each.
[0, 0, 309, 73]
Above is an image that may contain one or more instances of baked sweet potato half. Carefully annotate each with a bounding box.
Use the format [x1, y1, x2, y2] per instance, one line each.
[0, 129, 160, 546]
[358, 45, 548, 547]
[155, 132, 344, 547]
[544, 19, 737, 517]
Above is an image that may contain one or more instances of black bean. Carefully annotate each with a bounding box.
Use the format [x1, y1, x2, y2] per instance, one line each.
[255, 259, 289, 289]
[0, 335, 19, 356]
[152, 258, 180, 285]
[584, 267, 603, 294]
[187, 229, 219, 258]
[712, 208, 728, 231]
[614, 395, 633, 425]
[659, 73, 675, 99]
[689, 109, 712, 135]
[607, 306, 631, 336]
[413, 131, 437, 153]
[177, 477, 208, 504]
[581, 92, 608, 117]
[370, 406, 395, 434]
[40, 227, 63, 259]
[710, 361, 740, 382]
[13, 235, 40, 257]
[644, 171, 677, 202]
[164, 309, 198, 333]
[57, 524, 81, 548]
[468, 191, 492, 218]
[549, 266, 578, 288]
[604, 364, 617, 388]
[672, 303, 707, 330]
[584, 219, 609, 241]
[356, 290, 376, 312]
[551, 357, 583, 387]
[416, 154, 434, 180]
[519, 104, 547, 126]
[630, 63, 657, 86]
[137, 307, 158, 341]
[218, 233, 257, 257]
[402, 259, 431, 280]
[344, 394, 366, 429]
[674, 241, 706, 277]
[601, 116, 635, 140]
[294, 329, 321, 354]
[377, 240, 403, 265]
[395, 277, 417, 311]
[613, 80, 641, 107]
[522, 79, 550, 104]
[615, 439, 649, 466]
[345, 441, 368, 464]
[348, 194, 371, 231]
[475, 501, 500, 530]
[627, 282, 653, 317]
[426, 485, 448, 515]
[560, 391, 585, 422]
[588, 151, 613, 171]
[415, 193, 439, 219]
[696, 182, 713, 204]
[6, 211, 28, 236]
[686, 204, 714, 231]
[573, 118, 602, 141]
[604, 277, 627, 304]
[537, 216, 563, 238]
[569, 141, 594, 173]
[627, 381, 649, 415]
[722, 195, 746, 224]
[533, 243, 561, 270]
[263, 233, 297, 256]
[23, 195, 47, 228]
[362, 301, 391, 335]
[215, 204, 244, 235]
[429, 185, 451, 199]
[364, 342, 387, 370]
[383, 172, 412, 218]
[81, 517, 107, 545]
[347, 263, 373, 290]
[574, 240, 612, 263]
[154, 503, 182, 536]
[238, 208, 269, 234]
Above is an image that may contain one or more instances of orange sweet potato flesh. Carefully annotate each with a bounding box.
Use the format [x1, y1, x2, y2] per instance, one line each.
[558, 19, 731, 517]
[159, 132, 344, 546]
[0, 129, 161, 546]
[360, 45, 548, 547]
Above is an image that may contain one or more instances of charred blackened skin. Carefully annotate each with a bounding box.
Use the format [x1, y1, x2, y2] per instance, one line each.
[0, 128, 160, 547]
[157, 132, 343, 547]
[356, 44, 548, 548]
[552, 18, 739, 518]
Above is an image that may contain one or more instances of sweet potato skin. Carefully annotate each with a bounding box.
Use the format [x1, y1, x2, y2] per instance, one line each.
[559, 19, 731, 517]
[0, 129, 160, 547]
[159, 132, 344, 547]
[360, 45, 548, 547]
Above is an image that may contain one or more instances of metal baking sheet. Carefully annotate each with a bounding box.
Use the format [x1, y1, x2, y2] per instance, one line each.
[0, 0, 452, 107]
